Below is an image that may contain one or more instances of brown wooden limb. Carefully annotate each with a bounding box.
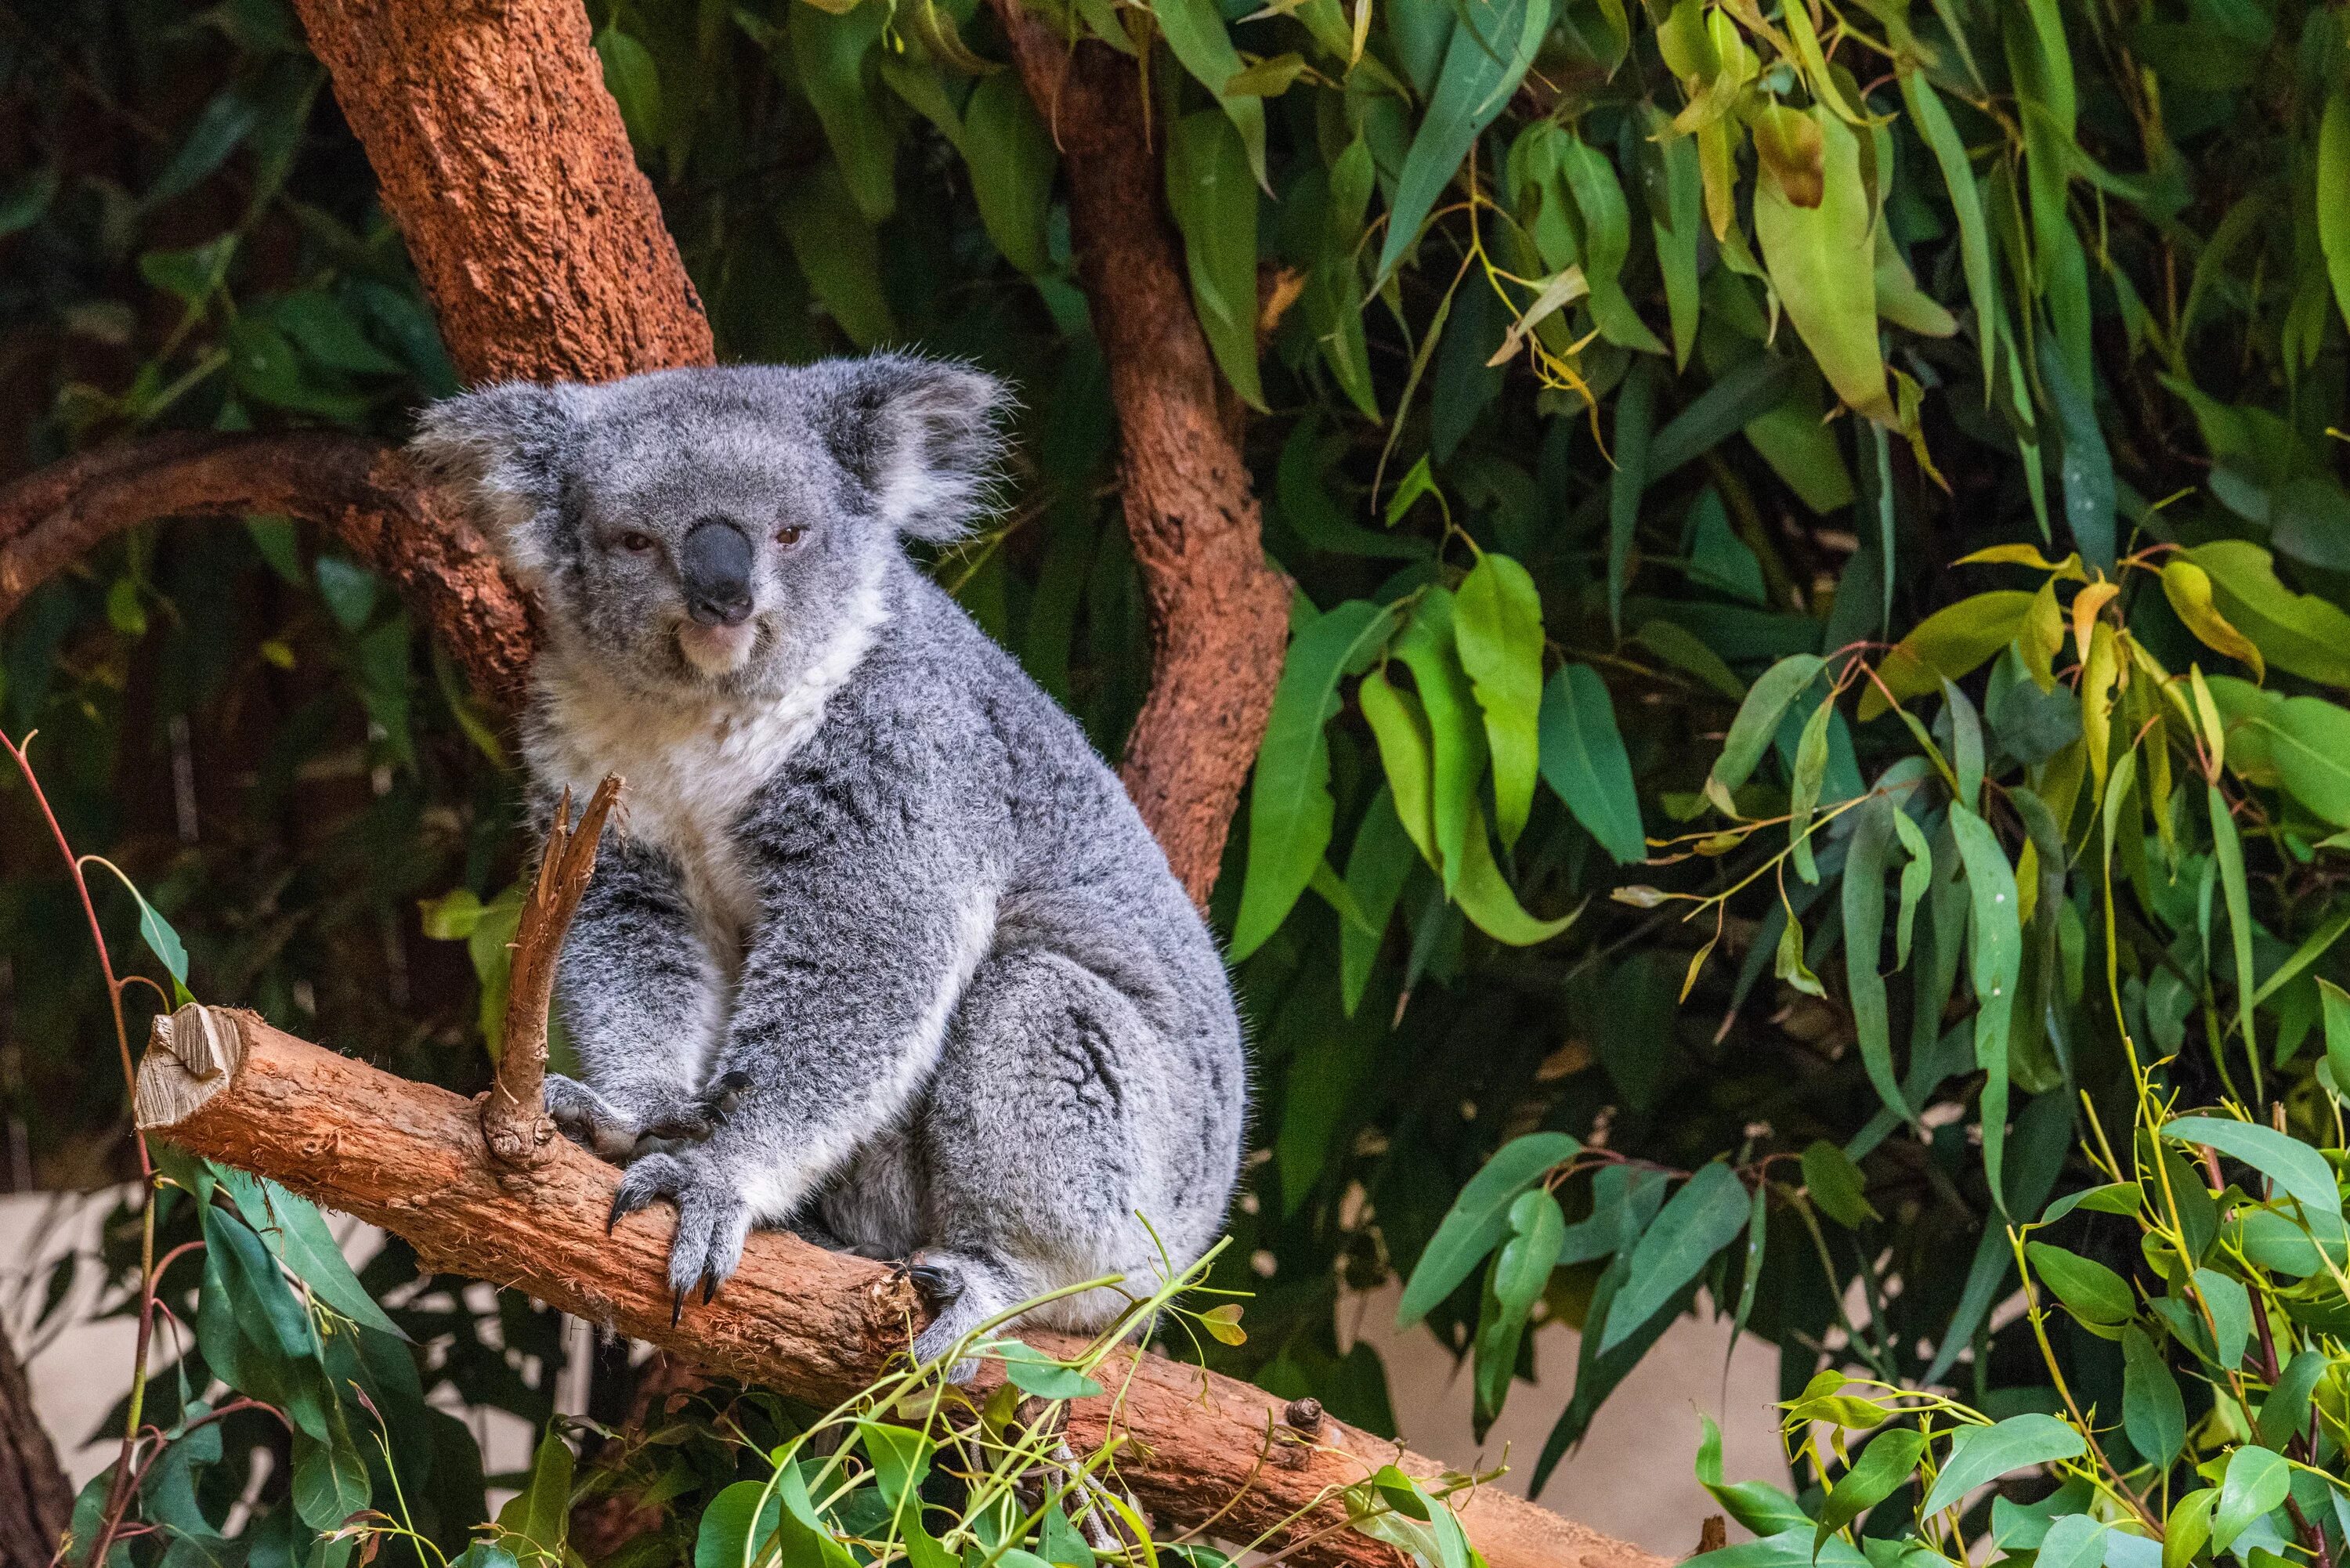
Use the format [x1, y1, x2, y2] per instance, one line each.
[0, 432, 533, 708]
[987, 9, 1292, 905]
[132, 1004, 1668, 1568]
[484, 775, 624, 1169]
[0, 1316, 71, 1568]
[286, 0, 712, 386]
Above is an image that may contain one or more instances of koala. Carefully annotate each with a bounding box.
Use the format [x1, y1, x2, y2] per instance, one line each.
[413, 356, 1248, 1371]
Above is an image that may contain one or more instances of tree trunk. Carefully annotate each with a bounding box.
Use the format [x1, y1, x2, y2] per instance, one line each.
[135, 1003, 1668, 1568]
[286, 0, 714, 386]
[988, 10, 1292, 904]
[0, 1317, 72, 1568]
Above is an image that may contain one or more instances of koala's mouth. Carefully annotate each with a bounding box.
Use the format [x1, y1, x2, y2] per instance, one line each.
[675, 620, 761, 677]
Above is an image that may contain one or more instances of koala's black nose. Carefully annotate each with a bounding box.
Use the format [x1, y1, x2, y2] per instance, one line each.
[680, 518, 754, 627]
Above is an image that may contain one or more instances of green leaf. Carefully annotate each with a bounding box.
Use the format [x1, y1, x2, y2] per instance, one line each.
[1559, 128, 1667, 354]
[2320, 89, 2350, 334]
[215, 1169, 409, 1341]
[961, 74, 1056, 276]
[2121, 1325, 2186, 1469]
[1698, 1414, 1813, 1537]
[789, 2, 893, 223]
[1392, 590, 1490, 895]
[2183, 540, 2350, 689]
[595, 26, 667, 152]
[2037, 338, 2117, 576]
[1231, 599, 1398, 959]
[2267, 697, 2350, 829]
[1598, 1162, 1749, 1354]
[1166, 110, 1265, 411]
[1154, 0, 1267, 189]
[291, 1418, 369, 1530]
[1495, 1188, 1567, 1314]
[2257, 1347, 2326, 1450]
[2323, 978, 2350, 1107]
[2194, 1266, 2253, 1371]
[2214, 1446, 2290, 1552]
[1538, 664, 1645, 865]
[2024, 1241, 2135, 1324]
[1455, 552, 1546, 846]
[1396, 1131, 1580, 1327]
[693, 1480, 780, 1568]
[993, 1341, 1104, 1400]
[2208, 784, 2260, 1067]
[2167, 1490, 2218, 1568]
[1645, 355, 1805, 482]
[1919, 1414, 2086, 1516]
[779, 163, 897, 348]
[1787, 692, 1835, 883]
[1450, 800, 1579, 945]
[1754, 107, 1889, 422]
[1709, 655, 1826, 797]
[1893, 805, 1932, 968]
[1608, 360, 1658, 637]
[1898, 70, 1995, 391]
[1842, 797, 1912, 1129]
[87, 858, 193, 1003]
[854, 1422, 934, 1510]
[1340, 786, 1416, 1016]
[1950, 804, 2022, 1209]
[1375, 0, 1554, 281]
[2042, 1183, 2142, 1223]
[2162, 1116, 2343, 1225]
[1646, 110, 1703, 369]
[497, 1428, 574, 1558]
[1802, 1140, 1881, 1227]
[1815, 1429, 1925, 1552]
[1862, 592, 2037, 719]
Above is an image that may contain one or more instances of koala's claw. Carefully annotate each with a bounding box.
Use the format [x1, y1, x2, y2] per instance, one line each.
[546, 1073, 642, 1164]
[609, 1151, 754, 1318]
[904, 1261, 962, 1306]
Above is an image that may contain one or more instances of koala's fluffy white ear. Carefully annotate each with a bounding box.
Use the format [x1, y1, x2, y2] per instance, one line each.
[828, 356, 1013, 543]
[410, 383, 577, 582]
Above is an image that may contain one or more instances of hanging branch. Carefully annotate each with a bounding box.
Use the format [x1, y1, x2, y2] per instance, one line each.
[481, 775, 624, 1170]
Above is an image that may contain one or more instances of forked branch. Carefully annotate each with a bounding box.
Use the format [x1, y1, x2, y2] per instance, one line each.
[482, 774, 624, 1169]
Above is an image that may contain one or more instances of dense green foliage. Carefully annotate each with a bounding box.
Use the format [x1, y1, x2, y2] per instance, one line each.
[9, 0, 2350, 1559]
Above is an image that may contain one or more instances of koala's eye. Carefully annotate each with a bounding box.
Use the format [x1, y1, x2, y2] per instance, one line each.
[775, 524, 807, 547]
[616, 531, 656, 554]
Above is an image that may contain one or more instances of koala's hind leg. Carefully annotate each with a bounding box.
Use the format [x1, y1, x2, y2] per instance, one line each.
[908, 948, 1178, 1379]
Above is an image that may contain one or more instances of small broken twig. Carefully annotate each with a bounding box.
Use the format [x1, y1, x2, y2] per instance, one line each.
[482, 775, 624, 1169]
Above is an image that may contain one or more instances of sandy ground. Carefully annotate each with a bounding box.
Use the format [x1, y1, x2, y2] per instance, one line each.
[2, 1189, 1789, 1555]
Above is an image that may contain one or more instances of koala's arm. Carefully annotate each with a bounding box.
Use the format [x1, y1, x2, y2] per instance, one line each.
[550, 833, 730, 1154]
[694, 778, 998, 1215]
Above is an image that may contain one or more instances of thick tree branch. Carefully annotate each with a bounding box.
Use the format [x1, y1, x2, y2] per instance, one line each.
[286, 0, 713, 385]
[0, 432, 533, 707]
[987, 9, 1293, 905]
[132, 1003, 1667, 1568]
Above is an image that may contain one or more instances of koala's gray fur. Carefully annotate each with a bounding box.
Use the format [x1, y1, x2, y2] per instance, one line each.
[413, 356, 1247, 1369]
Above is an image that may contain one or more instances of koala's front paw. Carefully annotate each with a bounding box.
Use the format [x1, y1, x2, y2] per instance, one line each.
[544, 1073, 641, 1162]
[608, 1151, 754, 1323]
[633, 1070, 754, 1150]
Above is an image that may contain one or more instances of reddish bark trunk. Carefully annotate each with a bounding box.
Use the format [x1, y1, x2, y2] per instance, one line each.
[987, 11, 1293, 904]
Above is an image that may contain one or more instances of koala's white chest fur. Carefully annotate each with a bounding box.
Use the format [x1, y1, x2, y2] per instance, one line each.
[527, 585, 889, 975]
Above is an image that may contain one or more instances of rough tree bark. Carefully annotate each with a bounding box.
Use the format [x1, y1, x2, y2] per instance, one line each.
[987, 5, 1293, 903]
[135, 1005, 1670, 1568]
[0, 1319, 73, 1568]
[0, 432, 531, 706]
[284, 0, 714, 385]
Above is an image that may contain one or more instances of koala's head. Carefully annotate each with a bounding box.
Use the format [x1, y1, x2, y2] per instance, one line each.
[412, 356, 1009, 700]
